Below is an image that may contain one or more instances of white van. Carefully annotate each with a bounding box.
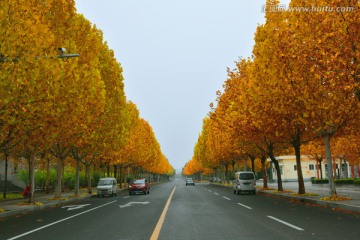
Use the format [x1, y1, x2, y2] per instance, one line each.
[97, 178, 118, 197]
[233, 171, 256, 195]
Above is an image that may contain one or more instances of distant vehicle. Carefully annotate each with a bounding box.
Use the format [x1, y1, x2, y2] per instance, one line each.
[232, 171, 256, 195]
[210, 177, 222, 183]
[186, 178, 195, 186]
[97, 178, 118, 197]
[128, 178, 150, 195]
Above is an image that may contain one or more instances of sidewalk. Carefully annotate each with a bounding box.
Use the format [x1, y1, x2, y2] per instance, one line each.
[257, 181, 360, 214]
[0, 189, 98, 218]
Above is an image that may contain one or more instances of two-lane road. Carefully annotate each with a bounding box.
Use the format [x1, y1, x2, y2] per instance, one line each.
[1, 179, 359, 240]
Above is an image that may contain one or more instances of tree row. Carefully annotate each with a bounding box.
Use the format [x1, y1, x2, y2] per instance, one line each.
[0, 0, 174, 201]
[184, 0, 359, 196]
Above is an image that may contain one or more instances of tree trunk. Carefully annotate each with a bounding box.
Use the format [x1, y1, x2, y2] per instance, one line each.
[249, 154, 256, 174]
[49, 143, 71, 198]
[294, 141, 305, 194]
[54, 161, 63, 198]
[270, 155, 283, 191]
[107, 163, 110, 177]
[338, 158, 342, 179]
[316, 159, 320, 179]
[113, 164, 117, 179]
[323, 135, 337, 196]
[261, 156, 268, 189]
[225, 163, 229, 184]
[74, 159, 80, 197]
[319, 159, 323, 179]
[119, 166, 123, 189]
[86, 164, 92, 194]
[3, 153, 8, 199]
[45, 157, 51, 194]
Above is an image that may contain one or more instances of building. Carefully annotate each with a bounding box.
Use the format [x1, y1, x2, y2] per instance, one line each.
[0, 159, 26, 190]
[269, 155, 357, 182]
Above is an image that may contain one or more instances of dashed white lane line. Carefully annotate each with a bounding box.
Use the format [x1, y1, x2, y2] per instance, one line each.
[267, 216, 304, 231]
[237, 203, 252, 210]
[208, 190, 212, 193]
[223, 196, 231, 200]
[123, 196, 130, 199]
[214, 193, 219, 195]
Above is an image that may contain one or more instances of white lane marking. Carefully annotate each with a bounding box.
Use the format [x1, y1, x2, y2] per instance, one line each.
[214, 193, 219, 195]
[61, 204, 91, 211]
[123, 196, 130, 199]
[7, 200, 118, 240]
[267, 216, 304, 231]
[208, 190, 212, 193]
[223, 196, 231, 200]
[237, 203, 252, 210]
[119, 201, 150, 208]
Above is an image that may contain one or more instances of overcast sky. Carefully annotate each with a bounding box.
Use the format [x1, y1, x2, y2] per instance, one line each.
[75, 0, 288, 171]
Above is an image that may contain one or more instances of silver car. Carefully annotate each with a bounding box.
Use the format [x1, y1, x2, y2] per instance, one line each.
[233, 171, 256, 195]
[186, 178, 195, 186]
[97, 178, 118, 197]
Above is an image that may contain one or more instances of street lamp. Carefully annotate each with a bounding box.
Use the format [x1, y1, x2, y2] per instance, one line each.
[0, 48, 79, 63]
[57, 48, 79, 61]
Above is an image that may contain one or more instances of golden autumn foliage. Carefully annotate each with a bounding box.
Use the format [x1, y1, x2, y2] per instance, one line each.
[189, 0, 360, 195]
[0, 0, 173, 198]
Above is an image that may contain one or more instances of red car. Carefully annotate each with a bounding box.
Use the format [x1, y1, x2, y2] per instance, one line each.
[128, 179, 150, 195]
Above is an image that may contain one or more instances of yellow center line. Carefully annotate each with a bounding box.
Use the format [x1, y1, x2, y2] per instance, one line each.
[150, 186, 176, 240]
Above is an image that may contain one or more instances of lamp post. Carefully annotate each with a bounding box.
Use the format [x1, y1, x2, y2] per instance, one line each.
[0, 48, 78, 201]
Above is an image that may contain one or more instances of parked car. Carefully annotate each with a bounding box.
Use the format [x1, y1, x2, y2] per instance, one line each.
[210, 177, 222, 183]
[128, 178, 150, 195]
[186, 177, 195, 186]
[232, 171, 256, 195]
[97, 178, 118, 197]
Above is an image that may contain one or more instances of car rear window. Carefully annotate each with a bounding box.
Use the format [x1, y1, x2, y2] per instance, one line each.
[239, 173, 255, 180]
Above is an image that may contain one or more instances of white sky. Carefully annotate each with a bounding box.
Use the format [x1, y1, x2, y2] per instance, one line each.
[75, 0, 289, 171]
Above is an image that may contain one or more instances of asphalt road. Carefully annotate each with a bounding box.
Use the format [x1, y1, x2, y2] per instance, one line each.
[1, 179, 359, 240]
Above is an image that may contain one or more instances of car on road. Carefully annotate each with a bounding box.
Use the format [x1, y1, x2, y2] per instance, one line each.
[128, 178, 150, 195]
[232, 171, 256, 195]
[97, 178, 118, 197]
[186, 177, 195, 186]
[209, 177, 222, 183]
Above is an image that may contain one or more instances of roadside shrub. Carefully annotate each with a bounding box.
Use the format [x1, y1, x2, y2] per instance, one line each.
[335, 179, 354, 184]
[17, 169, 97, 190]
[312, 178, 357, 184]
[354, 179, 360, 185]
[311, 178, 329, 184]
